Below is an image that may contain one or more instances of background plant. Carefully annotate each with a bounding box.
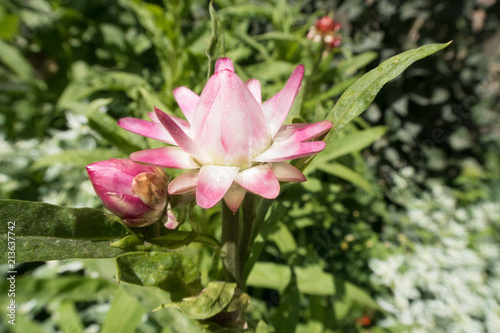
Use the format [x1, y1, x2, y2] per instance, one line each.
[0, 0, 499, 332]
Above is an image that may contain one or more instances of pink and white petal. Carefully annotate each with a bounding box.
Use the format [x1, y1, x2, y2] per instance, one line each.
[246, 79, 262, 104]
[102, 192, 151, 219]
[215, 58, 235, 72]
[234, 164, 280, 199]
[109, 158, 156, 176]
[253, 141, 326, 162]
[269, 162, 306, 182]
[118, 118, 176, 145]
[261, 65, 305, 137]
[130, 147, 199, 169]
[148, 110, 191, 132]
[88, 170, 135, 196]
[273, 120, 333, 143]
[223, 183, 247, 213]
[173, 86, 199, 123]
[147, 111, 160, 122]
[168, 170, 199, 195]
[196, 165, 239, 209]
[154, 107, 206, 161]
[164, 203, 179, 229]
[193, 70, 270, 166]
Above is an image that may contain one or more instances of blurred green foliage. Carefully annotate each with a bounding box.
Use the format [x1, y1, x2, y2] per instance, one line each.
[1, 0, 499, 332]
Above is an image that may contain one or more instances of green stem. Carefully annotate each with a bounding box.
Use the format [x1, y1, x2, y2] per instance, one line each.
[239, 194, 254, 272]
[221, 201, 242, 288]
[300, 43, 325, 117]
[192, 233, 221, 250]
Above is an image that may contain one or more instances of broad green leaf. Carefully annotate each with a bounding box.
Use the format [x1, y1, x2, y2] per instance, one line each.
[246, 262, 290, 293]
[344, 281, 380, 310]
[333, 299, 352, 322]
[246, 263, 337, 296]
[317, 162, 374, 193]
[272, 279, 299, 333]
[269, 222, 297, 259]
[247, 262, 378, 308]
[115, 251, 203, 301]
[53, 301, 85, 333]
[0, 200, 127, 262]
[324, 42, 450, 143]
[0, 10, 19, 40]
[101, 287, 146, 333]
[122, 284, 204, 333]
[150, 231, 221, 249]
[111, 232, 220, 251]
[156, 281, 237, 320]
[295, 265, 336, 296]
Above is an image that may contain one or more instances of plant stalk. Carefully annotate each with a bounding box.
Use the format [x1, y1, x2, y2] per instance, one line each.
[221, 201, 242, 288]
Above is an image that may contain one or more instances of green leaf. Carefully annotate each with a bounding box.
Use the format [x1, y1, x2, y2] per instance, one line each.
[335, 52, 378, 76]
[53, 301, 85, 333]
[0, 276, 116, 303]
[303, 75, 359, 109]
[0, 200, 127, 262]
[269, 222, 297, 259]
[0, 39, 33, 81]
[324, 42, 450, 143]
[121, 283, 204, 333]
[115, 251, 203, 301]
[150, 231, 221, 250]
[243, 203, 288, 282]
[5, 314, 48, 333]
[206, 1, 225, 79]
[317, 162, 374, 193]
[85, 99, 143, 154]
[246, 262, 290, 293]
[310, 126, 387, 167]
[246, 263, 337, 296]
[272, 278, 299, 333]
[156, 281, 237, 320]
[101, 287, 146, 333]
[29, 148, 125, 171]
[344, 281, 380, 310]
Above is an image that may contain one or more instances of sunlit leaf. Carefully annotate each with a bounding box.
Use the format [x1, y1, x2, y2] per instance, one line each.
[317, 162, 374, 193]
[155, 281, 237, 320]
[324, 42, 451, 142]
[0, 200, 127, 262]
[101, 287, 146, 333]
[115, 251, 203, 301]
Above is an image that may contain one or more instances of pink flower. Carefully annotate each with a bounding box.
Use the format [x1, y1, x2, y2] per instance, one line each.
[86, 158, 178, 228]
[118, 58, 332, 212]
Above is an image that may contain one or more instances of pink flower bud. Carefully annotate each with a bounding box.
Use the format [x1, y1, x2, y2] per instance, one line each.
[315, 16, 335, 33]
[308, 16, 342, 49]
[86, 158, 177, 228]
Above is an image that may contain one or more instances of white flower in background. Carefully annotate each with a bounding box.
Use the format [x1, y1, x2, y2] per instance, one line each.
[370, 168, 500, 332]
